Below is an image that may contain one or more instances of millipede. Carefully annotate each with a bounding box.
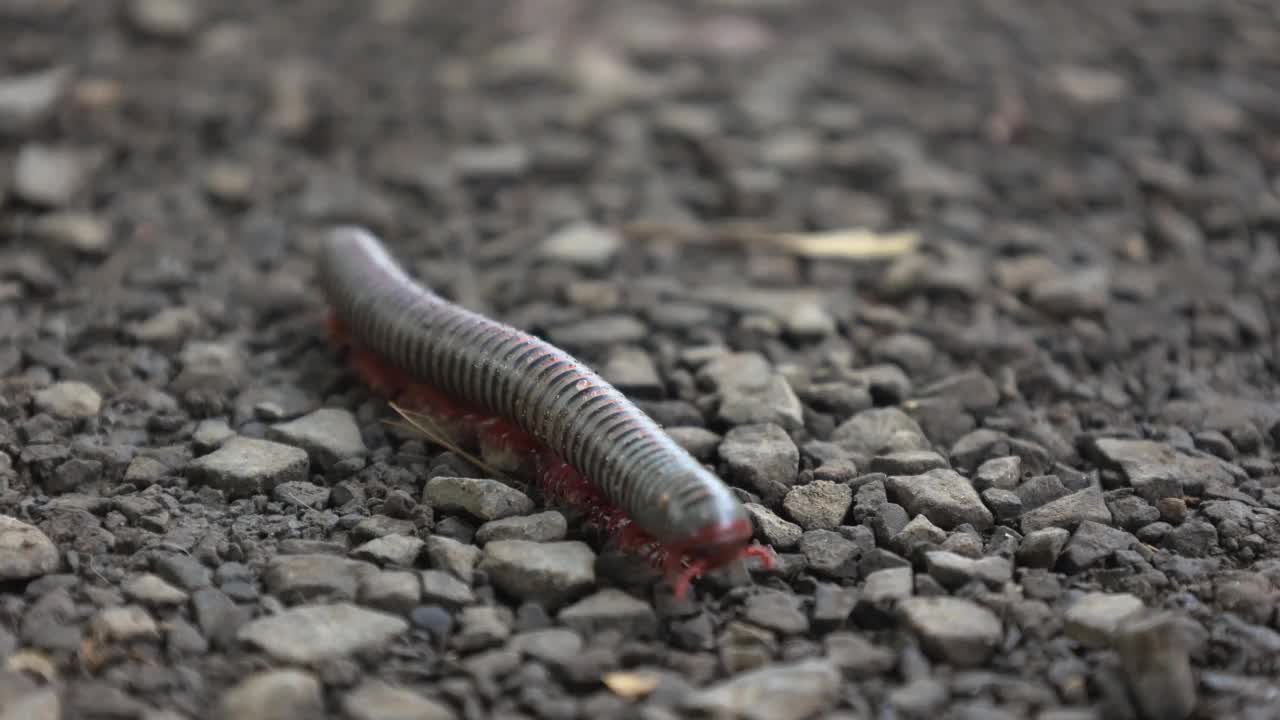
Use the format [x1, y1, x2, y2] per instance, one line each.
[317, 226, 774, 598]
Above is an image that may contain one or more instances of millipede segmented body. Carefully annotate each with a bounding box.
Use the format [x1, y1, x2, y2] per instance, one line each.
[317, 226, 773, 597]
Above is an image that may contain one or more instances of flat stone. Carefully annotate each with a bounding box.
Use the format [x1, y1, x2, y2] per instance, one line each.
[886, 469, 993, 530]
[1016, 527, 1070, 569]
[263, 554, 375, 602]
[268, 408, 367, 470]
[13, 144, 92, 207]
[424, 477, 534, 521]
[236, 603, 408, 664]
[351, 534, 425, 567]
[479, 540, 595, 607]
[743, 589, 809, 635]
[90, 605, 160, 642]
[1089, 438, 1238, 501]
[358, 571, 421, 615]
[32, 381, 102, 418]
[420, 569, 474, 606]
[600, 347, 663, 397]
[1060, 521, 1137, 572]
[185, 437, 308, 498]
[898, 596, 1003, 667]
[684, 658, 842, 720]
[832, 407, 930, 456]
[273, 480, 330, 510]
[341, 679, 457, 720]
[546, 315, 648, 348]
[1020, 486, 1113, 533]
[0, 515, 62, 586]
[0, 66, 70, 134]
[474, 511, 567, 545]
[782, 480, 852, 530]
[719, 423, 799, 504]
[539, 221, 621, 269]
[218, 669, 323, 720]
[1115, 612, 1198, 720]
[744, 503, 802, 549]
[122, 573, 188, 606]
[558, 589, 658, 638]
[1065, 592, 1146, 648]
[426, 535, 481, 584]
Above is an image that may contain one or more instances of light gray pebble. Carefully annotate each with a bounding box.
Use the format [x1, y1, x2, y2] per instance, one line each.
[744, 503, 802, 549]
[886, 469, 994, 530]
[474, 511, 567, 545]
[1115, 611, 1198, 720]
[975, 456, 1022, 491]
[509, 628, 584, 666]
[1020, 486, 1112, 533]
[420, 569, 474, 606]
[426, 535, 482, 584]
[684, 658, 842, 720]
[783, 480, 852, 530]
[0, 65, 70, 134]
[454, 606, 512, 651]
[1016, 527, 1070, 568]
[358, 570, 421, 615]
[263, 554, 375, 602]
[831, 407, 929, 456]
[237, 603, 408, 664]
[14, 144, 92, 207]
[351, 534, 425, 567]
[719, 423, 799, 504]
[90, 605, 160, 642]
[557, 589, 657, 638]
[341, 679, 457, 720]
[273, 480, 330, 510]
[192, 418, 234, 452]
[665, 427, 722, 461]
[889, 513, 946, 557]
[1064, 592, 1146, 648]
[897, 596, 1002, 667]
[0, 515, 59, 580]
[268, 408, 367, 470]
[185, 437, 308, 499]
[539, 221, 620, 268]
[743, 589, 809, 635]
[123, 573, 188, 606]
[218, 669, 323, 720]
[478, 540, 595, 607]
[425, 477, 534, 521]
[128, 0, 201, 38]
[32, 380, 101, 418]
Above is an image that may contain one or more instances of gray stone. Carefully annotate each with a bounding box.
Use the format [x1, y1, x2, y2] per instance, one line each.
[974, 456, 1022, 491]
[474, 511, 567, 545]
[351, 534, 425, 567]
[1061, 521, 1136, 571]
[263, 554, 375, 602]
[341, 679, 457, 720]
[1020, 486, 1113, 533]
[546, 315, 648, 348]
[799, 529, 860, 579]
[420, 570, 474, 606]
[744, 503, 802, 549]
[539, 221, 620, 268]
[358, 571, 421, 614]
[782, 480, 852, 530]
[684, 658, 842, 720]
[478, 540, 595, 607]
[128, 0, 200, 38]
[1089, 438, 1236, 501]
[0, 66, 70, 134]
[743, 589, 808, 635]
[869, 450, 949, 475]
[0, 687, 59, 720]
[424, 477, 534, 521]
[898, 596, 1002, 667]
[236, 603, 408, 664]
[719, 423, 799, 504]
[558, 589, 658, 639]
[886, 469, 993, 530]
[666, 427, 722, 461]
[510, 628, 584, 666]
[823, 631, 897, 677]
[600, 348, 663, 397]
[1016, 528, 1070, 569]
[122, 573, 188, 606]
[272, 480, 330, 510]
[192, 418, 235, 451]
[0, 515, 59, 580]
[426, 535, 482, 584]
[1115, 612, 1198, 720]
[832, 407, 930, 456]
[268, 408, 367, 470]
[186, 437, 308, 498]
[218, 669, 323, 720]
[13, 144, 92, 207]
[90, 605, 160, 642]
[32, 381, 101, 418]
[1065, 592, 1146, 648]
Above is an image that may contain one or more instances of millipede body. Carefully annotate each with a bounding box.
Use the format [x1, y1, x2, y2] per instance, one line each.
[317, 226, 773, 597]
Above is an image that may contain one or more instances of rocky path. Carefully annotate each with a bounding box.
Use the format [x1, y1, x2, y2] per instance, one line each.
[2, 1, 1279, 718]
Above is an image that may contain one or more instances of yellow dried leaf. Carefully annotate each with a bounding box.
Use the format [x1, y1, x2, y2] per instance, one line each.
[773, 228, 920, 259]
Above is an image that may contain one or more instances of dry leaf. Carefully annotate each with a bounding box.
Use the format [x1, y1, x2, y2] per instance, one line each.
[6, 649, 58, 683]
[385, 402, 512, 482]
[603, 670, 660, 700]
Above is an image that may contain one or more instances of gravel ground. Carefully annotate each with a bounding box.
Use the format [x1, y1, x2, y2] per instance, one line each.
[2, 1, 1280, 718]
